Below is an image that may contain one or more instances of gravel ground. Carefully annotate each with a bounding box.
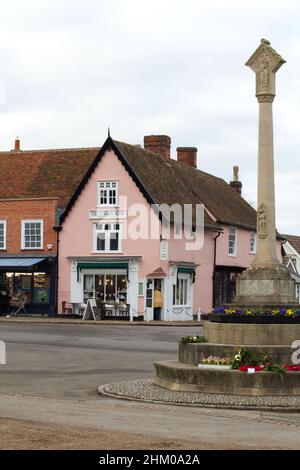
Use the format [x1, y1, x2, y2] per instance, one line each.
[0, 417, 224, 450]
[101, 379, 300, 411]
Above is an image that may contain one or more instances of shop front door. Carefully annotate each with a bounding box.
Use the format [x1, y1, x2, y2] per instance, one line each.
[145, 278, 164, 321]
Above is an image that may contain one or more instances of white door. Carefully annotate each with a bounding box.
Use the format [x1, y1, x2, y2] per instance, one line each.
[145, 279, 154, 321]
[145, 278, 164, 321]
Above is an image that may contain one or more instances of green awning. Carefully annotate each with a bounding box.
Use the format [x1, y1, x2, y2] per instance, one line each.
[177, 267, 196, 283]
[77, 263, 128, 281]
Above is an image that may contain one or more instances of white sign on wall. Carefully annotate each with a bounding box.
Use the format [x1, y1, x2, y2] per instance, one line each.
[160, 240, 168, 261]
[89, 209, 126, 220]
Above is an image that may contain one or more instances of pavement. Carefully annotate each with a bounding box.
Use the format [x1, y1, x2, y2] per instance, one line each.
[0, 316, 202, 326]
[0, 322, 300, 449]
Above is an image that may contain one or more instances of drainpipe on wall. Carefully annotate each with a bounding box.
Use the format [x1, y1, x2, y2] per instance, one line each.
[53, 225, 62, 315]
[212, 231, 222, 309]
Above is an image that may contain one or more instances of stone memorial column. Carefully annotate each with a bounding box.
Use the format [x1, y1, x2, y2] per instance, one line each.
[234, 39, 297, 306]
[246, 39, 285, 269]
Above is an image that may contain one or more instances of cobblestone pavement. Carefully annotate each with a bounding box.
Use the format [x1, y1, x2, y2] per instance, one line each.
[101, 379, 300, 411]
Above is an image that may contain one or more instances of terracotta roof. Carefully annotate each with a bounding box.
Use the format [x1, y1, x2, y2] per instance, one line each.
[282, 234, 300, 254]
[0, 147, 98, 207]
[0, 138, 257, 230]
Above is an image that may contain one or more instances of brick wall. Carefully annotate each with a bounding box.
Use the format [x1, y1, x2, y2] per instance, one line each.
[0, 198, 58, 255]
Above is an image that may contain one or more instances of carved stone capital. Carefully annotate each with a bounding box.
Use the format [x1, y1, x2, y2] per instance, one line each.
[257, 94, 275, 103]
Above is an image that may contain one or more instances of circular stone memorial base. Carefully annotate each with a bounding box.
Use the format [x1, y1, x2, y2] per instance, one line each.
[152, 321, 300, 400]
[203, 320, 300, 346]
[98, 379, 300, 411]
[154, 361, 300, 396]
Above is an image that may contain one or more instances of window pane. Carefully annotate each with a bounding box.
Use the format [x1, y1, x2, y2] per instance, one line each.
[110, 232, 119, 251]
[106, 275, 116, 301]
[95, 275, 105, 301]
[96, 233, 105, 251]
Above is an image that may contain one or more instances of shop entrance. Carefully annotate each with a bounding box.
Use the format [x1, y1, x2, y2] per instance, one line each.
[145, 278, 164, 321]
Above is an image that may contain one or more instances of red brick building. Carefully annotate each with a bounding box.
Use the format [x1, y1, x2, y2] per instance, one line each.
[0, 139, 99, 314]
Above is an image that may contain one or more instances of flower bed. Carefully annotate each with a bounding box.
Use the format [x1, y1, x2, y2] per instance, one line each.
[207, 306, 300, 323]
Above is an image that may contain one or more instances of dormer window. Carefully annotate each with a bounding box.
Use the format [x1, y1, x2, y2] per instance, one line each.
[98, 181, 118, 207]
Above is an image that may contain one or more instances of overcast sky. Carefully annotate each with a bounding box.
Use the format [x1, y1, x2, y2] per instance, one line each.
[0, 0, 299, 234]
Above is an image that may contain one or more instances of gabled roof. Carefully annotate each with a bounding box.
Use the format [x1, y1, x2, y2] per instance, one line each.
[60, 137, 256, 229]
[282, 234, 300, 255]
[0, 137, 257, 231]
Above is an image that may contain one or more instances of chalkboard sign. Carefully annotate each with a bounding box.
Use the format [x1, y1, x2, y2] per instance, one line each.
[82, 299, 97, 320]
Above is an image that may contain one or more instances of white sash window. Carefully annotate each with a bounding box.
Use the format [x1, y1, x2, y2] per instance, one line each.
[93, 223, 121, 252]
[228, 226, 237, 256]
[21, 220, 43, 249]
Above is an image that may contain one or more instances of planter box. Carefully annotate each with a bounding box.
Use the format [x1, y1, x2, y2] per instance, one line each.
[208, 314, 300, 324]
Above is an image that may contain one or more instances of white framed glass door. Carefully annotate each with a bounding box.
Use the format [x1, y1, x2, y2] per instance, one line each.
[145, 278, 164, 321]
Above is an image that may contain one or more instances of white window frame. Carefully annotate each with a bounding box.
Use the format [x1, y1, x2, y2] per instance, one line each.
[173, 273, 191, 307]
[97, 181, 118, 207]
[21, 219, 44, 250]
[0, 220, 7, 250]
[228, 226, 237, 257]
[93, 222, 122, 253]
[138, 281, 144, 297]
[250, 231, 256, 254]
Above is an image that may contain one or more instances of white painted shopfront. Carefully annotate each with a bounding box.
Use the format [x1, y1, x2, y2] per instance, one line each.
[68, 256, 196, 321]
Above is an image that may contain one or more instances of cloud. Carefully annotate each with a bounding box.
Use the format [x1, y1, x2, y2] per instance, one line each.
[0, 0, 299, 233]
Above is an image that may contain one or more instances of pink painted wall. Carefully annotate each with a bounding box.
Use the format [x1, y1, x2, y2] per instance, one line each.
[58, 147, 281, 315]
[216, 225, 282, 267]
[58, 149, 163, 312]
[167, 229, 215, 313]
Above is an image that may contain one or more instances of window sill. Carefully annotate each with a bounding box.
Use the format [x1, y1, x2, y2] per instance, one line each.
[21, 248, 44, 251]
[228, 253, 237, 257]
[96, 205, 120, 209]
[249, 251, 256, 255]
[91, 251, 123, 254]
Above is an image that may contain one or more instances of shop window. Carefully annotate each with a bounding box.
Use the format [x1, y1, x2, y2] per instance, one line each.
[22, 220, 43, 249]
[83, 273, 127, 304]
[173, 275, 190, 306]
[5, 272, 50, 305]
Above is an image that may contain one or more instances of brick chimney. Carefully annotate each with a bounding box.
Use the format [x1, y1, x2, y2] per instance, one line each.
[230, 165, 242, 196]
[14, 137, 20, 152]
[144, 135, 171, 160]
[177, 147, 197, 168]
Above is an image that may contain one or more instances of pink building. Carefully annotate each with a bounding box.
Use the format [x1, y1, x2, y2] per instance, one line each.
[57, 135, 283, 320]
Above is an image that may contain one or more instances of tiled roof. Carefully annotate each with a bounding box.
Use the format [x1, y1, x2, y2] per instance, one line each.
[282, 234, 300, 254]
[116, 141, 257, 230]
[0, 138, 257, 230]
[0, 147, 98, 207]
